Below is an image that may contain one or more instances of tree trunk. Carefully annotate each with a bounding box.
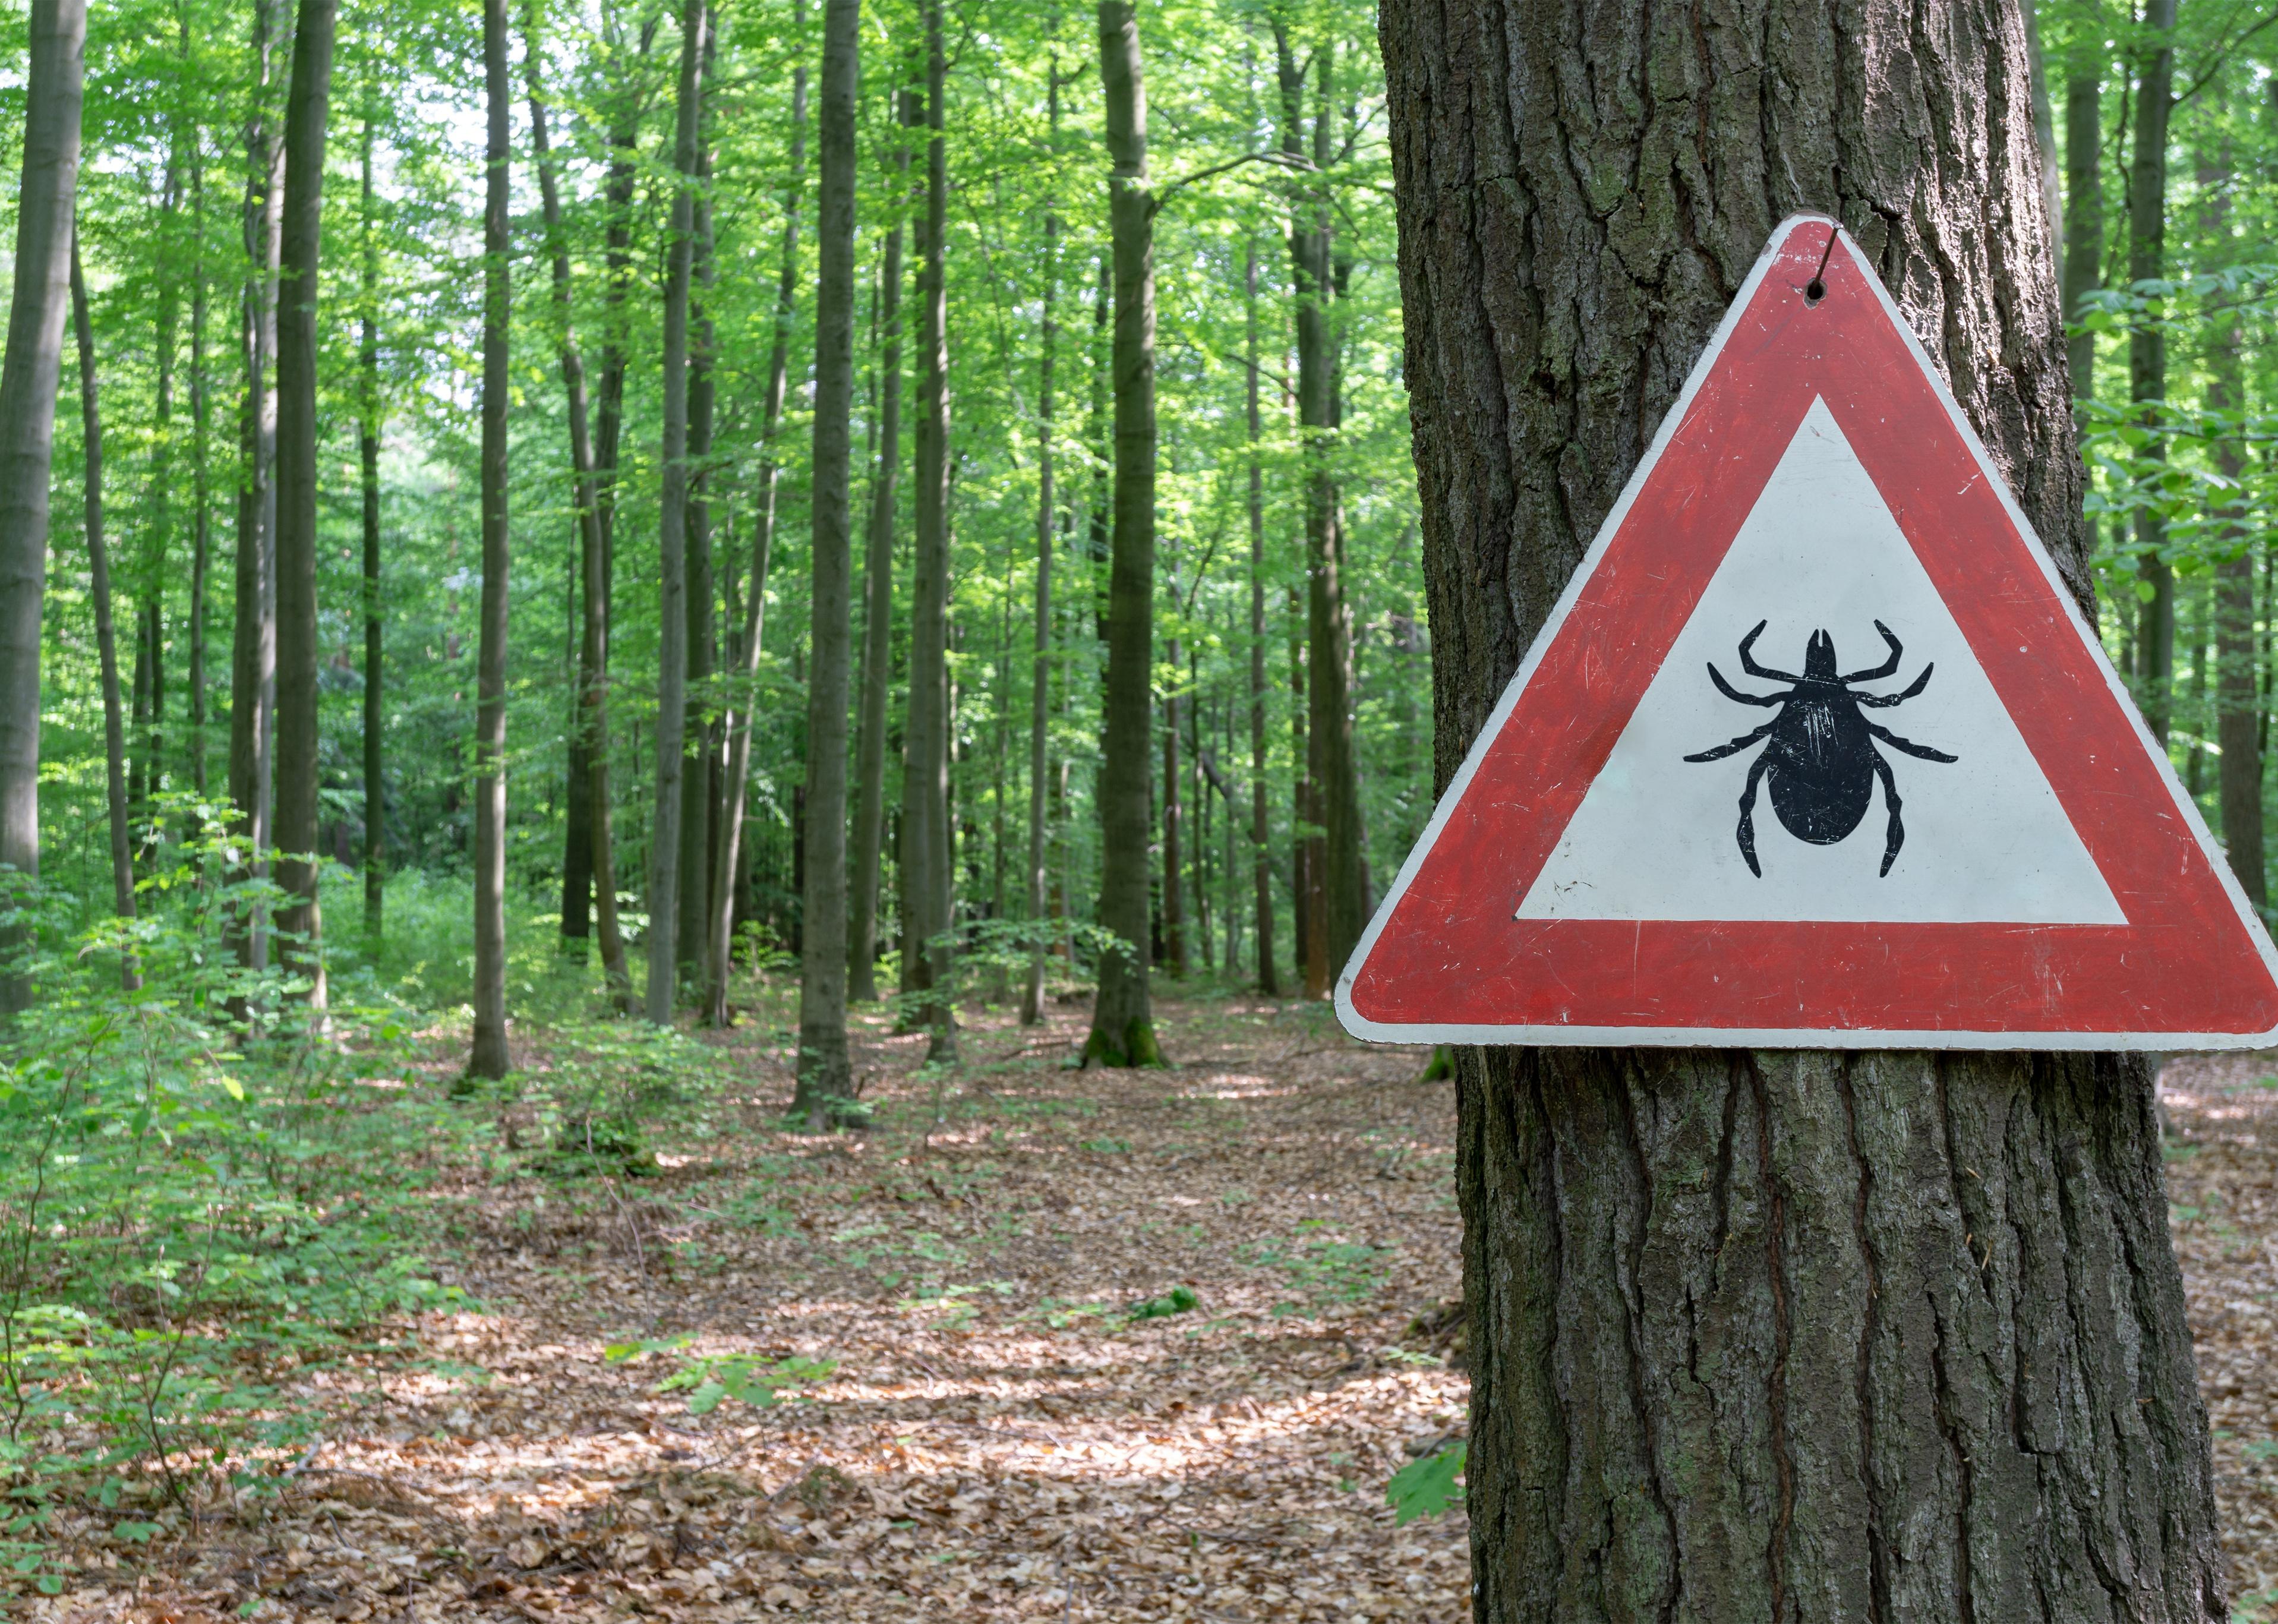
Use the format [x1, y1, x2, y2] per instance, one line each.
[1021, 74, 1060, 1027]
[793, 0, 857, 1116]
[359, 106, 384, 939]
[709, 14, 806, 1027]
[1162, 638, 1185, 976]
[188, 149, 210, 800]
[0, 0, 87, 997]
[272, 0, 337, 1010]
[2129, 0, 2175, 745]
[678, 175, 720, 983]
[645, 0, 707, 1026]
[71, 232, 137, 990]
[525, 17, 630, 1008]
[2061, 24, 2102, 408]
[1083, 0, 1160, 1067]
[1246, 236, 1277, 997]
[2208, 298, 2263, 905]
[1382, 4, 2225, 1617]
[901, 3, 957, 1063]
[849, 112, 908, 1006]
[467, 0, 510, 1079]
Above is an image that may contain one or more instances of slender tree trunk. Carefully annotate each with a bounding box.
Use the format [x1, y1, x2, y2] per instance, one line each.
[359, 107, 384, 939]
[793, 0, 859, 1118]
[1162, 636, 1185, 976]
[2061, 15, 2102, 409]
[1020, 77, 1060, 1027]
[2129, 0, 2176, 744]
[71, 233, 137, 989]
[467, 0, 510, 1079]
[0, 0, 87, 999]
[646, 0, 707, 1024]
[2205, 256, 2263, 903]
[1084, 0, 1160, 1066]
[709, 18, 806, 1026]
[526, 15, 629, 1005]
[141, 157, 178, 861]
[848, 123, 908, 1005]
[678, 174, 719, 981]
[1383, 3, 2225, 1616]
[1246, 237, 1278, 997]
[272, 0, 338, 1010]
[225, 0, 282, 992]
[188, 152, 210, 800]
[901, 4, 957, 1061]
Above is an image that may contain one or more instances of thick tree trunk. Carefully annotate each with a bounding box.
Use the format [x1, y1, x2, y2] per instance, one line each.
[901, 3, 957, 1062]
[709, 19, 805, 1028]
[849, 121, 907, 1006]
[1246, 237, 1278, 997]
[645, 0, 707, 1026]
[525, 23, 630, 1007]
[1380, 3, 2225, 1618]
[272, 0, 337, 1010]
[791, 0, 856, 1117]
[2128, 0, 2176, 745]
[0, 0, 86, 997]
[1084, 0, 1160, 1067]
[359, 109, 384, 940]
[71, 233, 137, 990]
[1021, 84, 1059, 1029]
[467, 0, 511, 1079]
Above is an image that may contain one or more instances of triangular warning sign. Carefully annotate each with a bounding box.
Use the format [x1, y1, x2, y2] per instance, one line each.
[1339, 214, 2278, 1050]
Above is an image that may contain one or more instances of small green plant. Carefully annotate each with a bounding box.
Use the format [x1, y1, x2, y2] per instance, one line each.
[1387, 1440, 1466, 1525]
[1125, 1285, 1198, 1320]
[604, 1336, 838, 1415]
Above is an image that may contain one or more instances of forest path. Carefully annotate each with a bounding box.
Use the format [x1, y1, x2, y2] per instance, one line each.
[43, 993, 1472, 1621]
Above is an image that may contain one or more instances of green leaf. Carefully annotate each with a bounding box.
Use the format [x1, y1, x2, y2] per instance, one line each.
[1387, 1442, 1466, 1525]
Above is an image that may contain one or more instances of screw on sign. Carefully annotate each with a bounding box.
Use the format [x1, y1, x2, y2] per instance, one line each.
[1337, 214, 2278, 1051]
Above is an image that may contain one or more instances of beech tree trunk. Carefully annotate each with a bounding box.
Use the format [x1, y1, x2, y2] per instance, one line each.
[1162, 635, 1186, 976]
[1246, 236, 1278, 997]
[467, 0, 510, 1080]
[677, 175, 720, 982]
[901, 2, 957, 1063]
[645, 0, 707, 1026]
[0, 0, 86, 997]
[792, 0, 859, 1118]
[359, 106, 383, 939]
[1020, 75, 1060, 1029]
[272, 0, 337, 1010]
[1084, 0, 1160, 1067]
[188, 150, 210, 800]
[848, 98, 910, 1005]
[71, 232, 136, 990]
[2128, 0, 2175, 744]
[1380, 3, 2225, 1618]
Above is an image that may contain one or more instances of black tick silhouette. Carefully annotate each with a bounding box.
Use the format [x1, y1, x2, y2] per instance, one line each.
[1683, 620, 1956, 877]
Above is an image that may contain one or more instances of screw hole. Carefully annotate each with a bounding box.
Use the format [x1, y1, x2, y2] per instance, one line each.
[1804, 279, 1826, 304]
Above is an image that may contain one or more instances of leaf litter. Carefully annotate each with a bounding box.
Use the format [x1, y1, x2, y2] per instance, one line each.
[24, 994, 1471, 1620]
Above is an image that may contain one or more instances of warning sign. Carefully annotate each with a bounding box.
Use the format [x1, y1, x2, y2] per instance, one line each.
[1337, 215, 2278, 1049]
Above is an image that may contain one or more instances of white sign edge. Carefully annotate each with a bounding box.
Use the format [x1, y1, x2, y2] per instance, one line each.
[1333, 212, 2278, 1053]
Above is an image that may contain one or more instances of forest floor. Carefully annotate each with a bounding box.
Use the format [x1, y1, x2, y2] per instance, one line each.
[29, 991, 1472, 1622]
[31, 997, 2278, 1622]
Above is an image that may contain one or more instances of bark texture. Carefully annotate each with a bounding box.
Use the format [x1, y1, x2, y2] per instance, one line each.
[793, 0, 859, 1120]
[468, 0, 510, 1080]
[1084, 0, 1160, 1067]
[0, 0, 86, 979]
[1379, 1, 2223, 1617]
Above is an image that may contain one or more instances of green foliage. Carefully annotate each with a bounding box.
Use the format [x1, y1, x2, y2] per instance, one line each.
[1386, 1440, 1466, 1525]
[1124, 1284, 1199, 1320]
[604, 1336, 838, 1415]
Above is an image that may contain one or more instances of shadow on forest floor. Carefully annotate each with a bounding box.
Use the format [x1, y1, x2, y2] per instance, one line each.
[31, 990, 1472, 1622]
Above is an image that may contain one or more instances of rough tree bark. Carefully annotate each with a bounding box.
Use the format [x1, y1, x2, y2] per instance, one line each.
[359, 105, 384, 940]
[272, 0, 337, 1010]
[0, 0, 86, 997]
[1380, 2, 2226, 1618]
[1083, 0, 1160, 1067]
[467, 0, 511, 1080]
[901, 3, 957, 1062]
[792, 0, 860, 1120]
[645, 0, 707, 1026]
[71, 232, 137, 991]
[849, 106, 908, 1007]
[2128, 0, 2176, 743]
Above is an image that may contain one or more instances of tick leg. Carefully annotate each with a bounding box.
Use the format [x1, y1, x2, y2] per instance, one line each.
[1684, 723, 1778, 763]
[1842, 620, 1904, 682]
[1857, 664, 1934, 707]
[1737, 753, 1770, 878]
[1708, 664, 1786, 707]
[1872, 748, 1904, 876]
[1866, 720, 1957, 762]
[1739, 620, 1801, 683]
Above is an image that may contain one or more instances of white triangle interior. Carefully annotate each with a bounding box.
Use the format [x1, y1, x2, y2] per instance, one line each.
[1517, 398, 2125, 925]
